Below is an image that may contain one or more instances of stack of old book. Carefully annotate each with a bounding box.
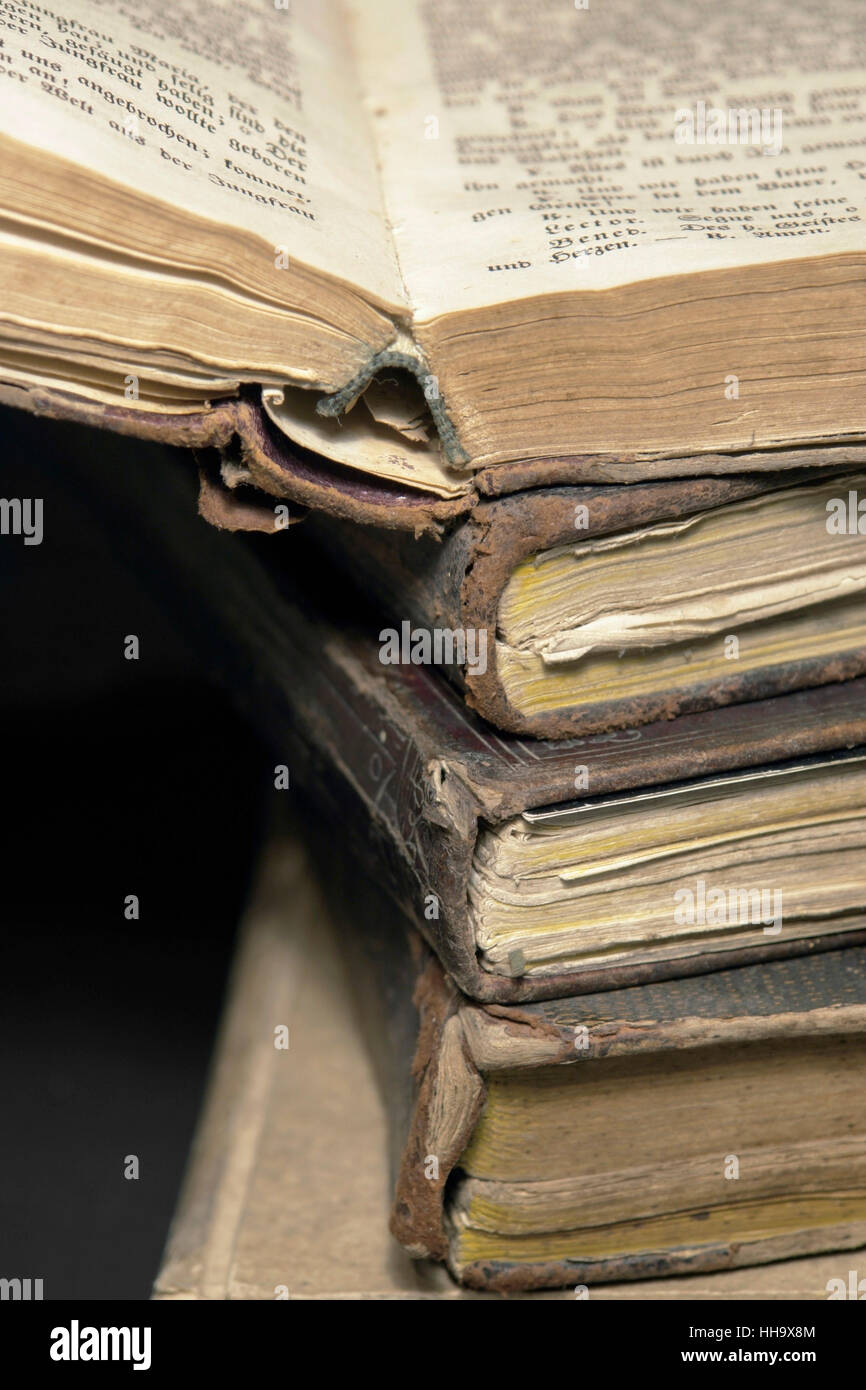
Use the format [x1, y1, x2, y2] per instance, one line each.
[4, 0, 866, 1295]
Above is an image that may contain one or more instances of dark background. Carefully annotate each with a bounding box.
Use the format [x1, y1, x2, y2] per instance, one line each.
[0, 410, 270, 1298]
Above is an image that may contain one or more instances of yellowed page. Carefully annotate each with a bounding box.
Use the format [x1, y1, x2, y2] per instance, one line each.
[261, 385, 470, 497]
[350, 0, 866, 319]
[0, 0, 405, 309]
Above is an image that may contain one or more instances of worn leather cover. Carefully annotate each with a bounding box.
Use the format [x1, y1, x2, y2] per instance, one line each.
[5, 376, 866, 537]
[393, 943, 866, 1291]
[288, 651, 866, 1003]
[0, 382, 469, 535]
[303, 470, 866, 737]
[155, 833, 866, 1298]
[315, 840, 866, 1290]
[15, 406, 866, 1004]
[8, 381, 866, 740]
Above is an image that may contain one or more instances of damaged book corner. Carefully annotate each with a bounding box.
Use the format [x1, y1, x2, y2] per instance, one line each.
[154, 833, 866, 1298]
[3, 0, 865, 1303]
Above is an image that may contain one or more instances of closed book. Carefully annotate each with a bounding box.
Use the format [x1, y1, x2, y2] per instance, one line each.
[392, 939, 866, 1291]
[17, 406, 866, 1004]
[300, 468, 866, 738]
[155, 832, 866, 1299]
[308, 833, 866, 1293]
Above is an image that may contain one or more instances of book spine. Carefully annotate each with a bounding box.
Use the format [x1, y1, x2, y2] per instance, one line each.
[303, 469, 866, 737]
[304, 829, 484, 1263]
[42, 412, 866, 1005]
[0, 388, 462, 534]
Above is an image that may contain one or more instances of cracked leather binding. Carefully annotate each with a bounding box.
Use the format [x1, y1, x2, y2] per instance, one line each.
[6, 378, 866, 537]
[300, 470, 866, 737]
[309, 839, 866, 1292]
[16, 406, 866, 1004]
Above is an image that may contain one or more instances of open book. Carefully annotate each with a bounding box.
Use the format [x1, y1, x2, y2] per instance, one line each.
[3, 0, 866, 509]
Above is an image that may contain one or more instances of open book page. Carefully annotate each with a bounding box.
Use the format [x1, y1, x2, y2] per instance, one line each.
[0, 0, 405, 309]
[350, 0, 866, 319]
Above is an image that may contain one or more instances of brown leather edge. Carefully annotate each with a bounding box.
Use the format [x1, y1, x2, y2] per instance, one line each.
[299, 471, 866, 737]
[454, 472, 866, 737]
[0, 383, 471, 536]
[474, 440, 866, 495]
[473, 992, 866, 1066]
[197, 458, 306, 533]
[231, 403, 472, 533]
[0, 379, 239, 448]
[453, 930, 866, 1007]
[451, 1227, 866, 1293]
[468, 650, 866, 742]
[359, 673, 866, 1004]
[389, 951, 485, 1261]
[7, 379, 865, 537]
